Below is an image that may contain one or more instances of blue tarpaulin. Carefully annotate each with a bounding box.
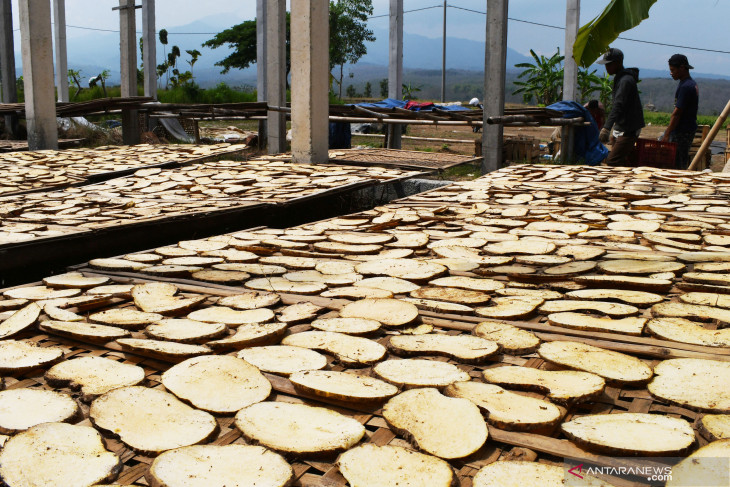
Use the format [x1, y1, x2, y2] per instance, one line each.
[547, 100, 608, 165]
[354, 98, 469, 112]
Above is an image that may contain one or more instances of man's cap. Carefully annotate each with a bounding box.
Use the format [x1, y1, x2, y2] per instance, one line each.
[596, 47, 624, 65]
[669, 54, 693, 69]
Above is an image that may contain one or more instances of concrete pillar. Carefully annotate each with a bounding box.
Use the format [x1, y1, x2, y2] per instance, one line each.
[387, 0, 403, 149]
[256, 0, 267, 149]
[19, 0, 58, 150]
[561, 0, 580, 163]
[482, 0, 508, 174]
[118, 0, 139, 145]
[142, 0, 156, 99]
[52, 0, 68, 102]
[290, 0, 328, 163]
[0, 0, 17, 136]
[266, 0, 286, 154]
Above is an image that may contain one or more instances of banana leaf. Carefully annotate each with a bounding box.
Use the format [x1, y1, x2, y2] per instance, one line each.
[573, 0, 658, 68]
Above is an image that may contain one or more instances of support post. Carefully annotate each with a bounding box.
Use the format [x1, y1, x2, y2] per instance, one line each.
[561, 0, 580, 162]
[482, 0, 508, 174]
[256, 0, 267, 150]
[387, 0, 403, 149]
[142, 0, 156, 99]
[440, 0, 446, 103]
[118, 0, 139, 145]
[290, 0, 329, 163]
[266, 0, 286, 154]
[0, 0, 17, 136]
[19, 0, 58, 150]
[52, 0, 68, 102]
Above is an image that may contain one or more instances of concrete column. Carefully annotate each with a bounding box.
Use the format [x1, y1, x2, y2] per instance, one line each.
[482, 0, 508, 173]
[561, 0, 580, 162]
[118, 0, 139, 144]
[290, 0, 328, 163]
[142, 0, 156, 99]
[52, 0, 68, 102]
[387, 0, 403, 149]
[266, 0, 286, 154]
[0, 0, 17, 136]
[19, 0, 58, 150]
[256, 0, 267, 149]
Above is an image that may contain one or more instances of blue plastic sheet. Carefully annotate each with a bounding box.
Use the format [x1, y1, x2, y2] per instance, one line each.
[547, 100, 609, 165]
[354, 98, 469, 112]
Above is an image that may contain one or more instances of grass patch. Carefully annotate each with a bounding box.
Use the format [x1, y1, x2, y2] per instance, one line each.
[645, 111, 727, 129]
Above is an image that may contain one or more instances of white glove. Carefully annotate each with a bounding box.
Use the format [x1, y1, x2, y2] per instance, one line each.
[657, 133, 665, 142]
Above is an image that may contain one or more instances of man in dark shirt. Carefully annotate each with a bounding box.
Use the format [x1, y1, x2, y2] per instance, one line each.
[660, 54, 698, 169]
[597, 48, 645, 166]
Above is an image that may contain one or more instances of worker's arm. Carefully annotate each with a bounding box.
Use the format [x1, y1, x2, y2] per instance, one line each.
[660, 106, 682, 141]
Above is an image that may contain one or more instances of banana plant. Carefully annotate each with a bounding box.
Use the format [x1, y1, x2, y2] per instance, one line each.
[573, 0, 659, 68]
[512, 49, 564, 106]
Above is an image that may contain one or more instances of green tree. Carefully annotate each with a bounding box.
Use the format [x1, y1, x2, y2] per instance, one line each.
[186, 49, 202, 80]
[401, 82, 421, 100]
[379, 78, 388, 98]
[597, 73, 613, 112]
[202, 13, 291, 82]
[364, 81, 372, 98]
[577, 68, 602, 103]
[346, 84, 357, 98]
[67, 69, 83, 100]
[159, 29, 169, 86]
[329, 0, 375, 99]
[512, 48, 564, 106]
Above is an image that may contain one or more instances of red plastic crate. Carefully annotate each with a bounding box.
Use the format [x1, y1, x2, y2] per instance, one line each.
[632, 138, 677, 168]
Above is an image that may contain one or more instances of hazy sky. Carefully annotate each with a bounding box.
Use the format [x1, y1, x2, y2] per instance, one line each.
[10, 0, 730, 76]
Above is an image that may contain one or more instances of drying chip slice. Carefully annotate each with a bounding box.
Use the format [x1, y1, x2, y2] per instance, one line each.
[282, 331, 386, 366]
[4, 285, 81, 301]
[237, 345, 327, 376]
[538, 341, 653, 385]
[43, 304, 82, 322]
[561, 413, 695, 456]
[648, 358, 730, 413]
[354, 276, 420, 294]
[116, 338, 211, 361]
[0, 298, 28, 311]
[87, 284, 134, 297]
[279, 302, 322, 323]
[475, 297, 544, 320]
[89, 257, 148, 272]
[598, 259, 685, 275]
[145, 319, 228, 343]
[652, 302, 730, 325]
[388, 334, 499, 364]
[482, 366, 605, 404]
[339, 298, 419, 327]
[131, 282, 206, 315]
[556, 245, 606, 261]
[314, 241, 383, 254]
[89, 386, 218, 456]
[45, 356, 145, 402]
[429, 275, 505, 292]
[472, 461, 615, 487]
[386, 232, 430, 249]
[410, 286, 490, 305]
[473, 321, 540, 355]
[355, 259, 447, 282]
[666, 439, 730, 487]
[0, 339, 64, 374]
[539, 299, 639, 317]
[680, 292, 730, 308]
[245, 277, 327, 295]
[147, 444, 293, 487]
[43, 272, 110, 289]
[190, 269, 250, 284]
[178, 239, 228, 252]
[575, 275, 673, 292]
[187, 306, 274, 326]
[234, 401, 365, 456]
[207, 322, 288, 351]
[699, 415, 730, 441]
[218, 291, 281, 310]
[214, 263, 286, 275]
[321, 286, 394, 299]
[260, 256, 317, 269]
[0, 423, 121, 487]
[89, 308, 163, 329]
[401, 297, 473, 314]
[337, 444, 455, 487]
[432, 246, 513, 265]
[485, 240, 556, 255]
[0, 389, 79, 434]
[161, 355, 271, 414]
[382, 388, 487, 459]
[374, 359, 470, 387]
[311, 317, 381, 335]
[444, 381, 562, 430]
[565, 288, 663, 306]
[39, 320, 131, 343]
[0, 302, 40, 339]
[496, 288, 563, 300]
[547, 312, 647, 335]
[328, 232, 394, 245]
[290, 370, 398, 404]
[646, 317, 730, 347]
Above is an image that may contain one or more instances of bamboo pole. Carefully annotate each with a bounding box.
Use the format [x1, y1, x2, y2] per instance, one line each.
[688, 98, 730, 171]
